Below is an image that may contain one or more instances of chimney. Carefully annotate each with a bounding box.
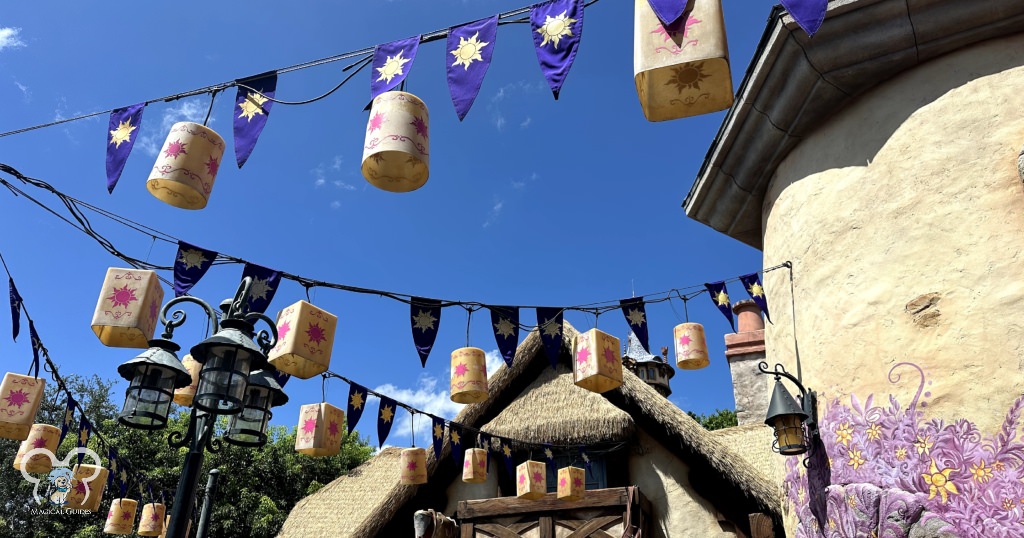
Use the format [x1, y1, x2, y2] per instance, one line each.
[725, 300, 770, 426]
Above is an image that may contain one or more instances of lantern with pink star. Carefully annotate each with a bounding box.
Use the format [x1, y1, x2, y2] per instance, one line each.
[673, 322, 709, 370]
[295, 403, 345, 457]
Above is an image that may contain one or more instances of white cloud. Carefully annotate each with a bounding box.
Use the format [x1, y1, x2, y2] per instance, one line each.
[372, 375, 464, 445]
[489, 81, 544, 132]
[330, 200, 341, 210]
[0, 28, 25, 51]
[511, 180, 525, 190]
[331, 155, 343, 170]
[333, 180, 356, 191]
[138, 98, 215, 156]
[493, 114, 506, 131]
[484, 349, 505, 379]
[13, 80, 30, 102]
[519, 117, 532, 129]
[483, 199, 504, 228]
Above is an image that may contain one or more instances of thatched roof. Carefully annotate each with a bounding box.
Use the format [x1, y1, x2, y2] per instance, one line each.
[279, 321, 782, 537]
[711, 423, 783, 484]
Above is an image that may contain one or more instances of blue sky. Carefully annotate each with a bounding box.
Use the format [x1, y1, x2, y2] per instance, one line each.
[0, 0, 768, 449]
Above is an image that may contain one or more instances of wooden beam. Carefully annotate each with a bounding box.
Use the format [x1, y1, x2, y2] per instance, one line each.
[458, 488, 629, 519]
[539, 516, 553, 538]
[460, 522, 474, 538]
[749, 513, 774, 538]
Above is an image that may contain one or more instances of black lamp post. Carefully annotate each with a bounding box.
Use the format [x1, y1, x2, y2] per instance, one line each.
[757, 361, 820, 458]
[115, 277, 286, 538]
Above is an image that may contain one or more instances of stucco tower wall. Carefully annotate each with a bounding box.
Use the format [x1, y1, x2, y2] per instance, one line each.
[762, 33, 1024, 434]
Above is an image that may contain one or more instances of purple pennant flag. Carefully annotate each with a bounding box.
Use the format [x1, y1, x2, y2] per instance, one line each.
[536, 307, 564, 369]
[107, 448, 120, 493]
[410, 297, 441, 367]
[241, 263, 281, 314]
[77, 416, 92, 465]
[233, 72, 277, 168]
[704, 281, 735, 331]
[371, 36, 421, 99]
[449, 423, 464, 465]
[346, 383, 367, 434]
[530, 0, 584, 99]
[105, 103, 145, 194]
[489, 306, 519, 367]
[646, 0, 693, 27]
[376, 395, 397, 448]
[58, 394, 76, 445]
[619, 298, 650, 353]
[9, 278, 22, 341]
[28, 320, 41, 377]
[739, 273, 771, 324]
[447, 16, 498, 120]
[173, 241, 216, 297]
[500, 439, 514, 477]
[431, 415, 446, 459]
[781, 0, 827, 37]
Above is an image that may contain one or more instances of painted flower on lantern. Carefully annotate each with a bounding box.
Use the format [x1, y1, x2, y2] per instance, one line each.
[576, 345, 591, 367]
[107, 285, 139, 309]
[603, 344, 616, 366]
[277, 320, 291, 342]
[559, 477, 567, 487]
[328, 421, 339, 437]
[573, 476, 583, 488]
[410, 116, 428, 138]
[163, 139, 187, 159]
[969, 460, 993, 483]
[532, 471, 543, 483]
[835, 422, 853, 446]
[847, 448, 866, 470]
[32, 436, 48, 448]
[464, 459, 471, 468]
[866, 423, 882, 441]
[368, 112, 385, 133]
[302, 419, 317, 435]
[204, 155, 219, 177]
[120, 510, 132, 521]
[305, 322, 327, 346]
[3, 388, 30, 408]
[454, 363, 469, 377]
[678, 333, 691, 347]
[406, 459, 418, 471]
[518, 473, 526, 486]
[923, 459, 959, 503]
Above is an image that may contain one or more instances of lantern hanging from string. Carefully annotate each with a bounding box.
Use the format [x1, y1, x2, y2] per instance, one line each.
[268, 301, 338, 379]
[673, 322, 709, 370]
[147, 122, 226, 210]
[172, 354, 202, 407]
[450, 347, 488, 404]
[91, 268, 165, 349]
[361, 91, 430, 193]
[137, 502, 166, 536]
[13, 424, 60, 473]
[65, 464, 109, 512]
[0, 372, 46, 441]
[158, 515, 190, 538]
[516, 460, 546, 500]
[633, 0, 733, 121]
[400, 447, 428, 485]
[572, 329, 623, 394]
[294, 402, 345, 457]
[557, 466, 586, 501]
[103, 498, 138, 535]
[462, 447, 488, 484]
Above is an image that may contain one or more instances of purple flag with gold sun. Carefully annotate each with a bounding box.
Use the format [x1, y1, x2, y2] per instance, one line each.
[173, 241, 216, 297]
[782, 0, 827, 37]
[739, 273, 772, 324]
[536, 307, 564, 369]
[490, 306, 519, 367]
[530, 0, 584, 99]
[28, 320, 41, 377]
[106, 447, 118, 492]
[376, 395, 397, 448]
[346, 383, 367, 434]
[500, 439, 514, 477]
[77, 416, 92, 465]
[619, 298, 650, 353]
[646, 0, 693, 26]
[431, 415, 446, 458]
[241, 263, 281, 314]
[410, 297, 441, 367]
[447, 16, 498, 121]
[449, 423, 464, 465]
[9, 278, 22, 342]
[704, 281, 735, 331]
[371, 36, 421, 99]
[233, 72, 277, 169]
[105, 103, 145, 194]
[58, 394, 76, 445]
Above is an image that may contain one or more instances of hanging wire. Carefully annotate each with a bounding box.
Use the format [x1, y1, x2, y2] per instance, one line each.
[203, 89, 219, 126]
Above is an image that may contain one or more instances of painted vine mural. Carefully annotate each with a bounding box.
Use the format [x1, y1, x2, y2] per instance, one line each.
[785, 362, 1024, 537]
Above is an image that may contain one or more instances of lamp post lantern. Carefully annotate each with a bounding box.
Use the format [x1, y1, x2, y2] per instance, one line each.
[757, 361, 820, 460]
[115, 277, 285, 538]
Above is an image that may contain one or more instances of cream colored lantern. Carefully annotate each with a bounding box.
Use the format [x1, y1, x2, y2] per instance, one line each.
[572, 329, 623, 394]
[516, 460, 546, 500]
[634, 0, 733, 121]
[462, 448, 488, 484]
[137, 502, 166, 536]
[400, 447, 428, 485]
[147, 122, 226, 209]
[268, 300, 338, 379]
[65, 464, 109, 512]
[0, 373, 45, 440]
[557, 466, 585, 501]
[172, 354, 202, 406]
[674, 322, 709, 369]
[13, 424, 60, 473]
[294, 402, 345, 457]
[103, 498, 138, 535]
[450, 347, 488, 404]
[361, 91, 430, 192]
[91, 267, 164, 349]
[158, 516, 190, 538]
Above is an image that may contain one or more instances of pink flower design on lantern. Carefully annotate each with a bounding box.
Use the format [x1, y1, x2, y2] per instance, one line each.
[454, 363, 469, 377]
[532, 471, 543, 483]
[149, 299, 159, 323]
[150, 511, 160, 522]
[163, 139, 188, 159]
[603, 347, 616, 365]
[678, 334, 692, 347]
[559, 477, 567, 488]
[306, 322, 327, 346]
[121, 510, 132, 521]
[3, 389, 31, 408]
[407, 460, 418, 471]
[302, 418, 317, 435]
[410, 116, 428, 138]
[73, 481, 87, 495]
[464, 459, 471, 468]
[368, 112, 385, 133]
[328, 421, 339, 437]
[573, 477, 583, 488]
[205, 155, 219, 177]
[277, 320, 291, 342]
[518, 473, 526, 486]
[32, 436, 48, 448]
[107, 285, 139, 309]
[576, 346, 591, 366]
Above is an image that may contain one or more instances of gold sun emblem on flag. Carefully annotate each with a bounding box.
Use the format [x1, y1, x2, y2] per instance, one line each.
[177, 248, 209, 271]
[376, 50, 412, 83]
[666, 62, 711, 94]
[109, 119, 137, 149]
[536, 11, 577, 49]
[748, 282, 765, 297]
[451, 32, 489, 69]
[494, 317, 516, 339]
[714, 290, 730, 306]
[238, 92, 269, 121]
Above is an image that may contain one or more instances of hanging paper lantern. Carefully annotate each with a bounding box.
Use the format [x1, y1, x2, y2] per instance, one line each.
[158, 515, 190, 538]
[361, 91, 430, 193]
[172, 354, 202, 406]
[557, 466, 585, 501]
[516, 460, 546, 500]
[400, 447, 428, 485]
[268, 300, 338, 379]
[13, 424, 60, 473]
[450, 347, 488, 404]
[65, 464, 109, 512]
[462, 447, 488, 484]
[572, 329, 623, 394]
[91, 267, 165, 349]
[147, 122, 226, 210]
[103, 498, 138, 535]
[633, 0, 734, 121]
[294, 402, 345, 457]
[0, 372, 46, 441]
[137, 502, 166, 536]
[673, 322, 709, 370]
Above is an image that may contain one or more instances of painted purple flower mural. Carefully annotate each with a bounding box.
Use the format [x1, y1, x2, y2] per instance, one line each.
[786, 362, 1024, 537]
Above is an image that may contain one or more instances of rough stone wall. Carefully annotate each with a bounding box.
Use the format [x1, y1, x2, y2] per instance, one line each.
[728, 354, 771, 426]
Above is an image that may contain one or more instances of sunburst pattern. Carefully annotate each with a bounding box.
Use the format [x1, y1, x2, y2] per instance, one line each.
[238, 92, 269, 121]
[451, 32, 489, 69]
[536, 11, 577, 49]
[109, 119, 137, 149]
[376, 50, 411, 84]
[666, 62, 711, 94]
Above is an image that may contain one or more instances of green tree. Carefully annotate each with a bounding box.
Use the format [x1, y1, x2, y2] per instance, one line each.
[687, 408, 738, 431]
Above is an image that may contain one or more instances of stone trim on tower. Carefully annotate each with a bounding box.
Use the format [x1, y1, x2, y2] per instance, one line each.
[725, 300, 769, 426]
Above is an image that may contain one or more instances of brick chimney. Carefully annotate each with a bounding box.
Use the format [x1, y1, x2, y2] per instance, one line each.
[725, 300, 770, 426]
